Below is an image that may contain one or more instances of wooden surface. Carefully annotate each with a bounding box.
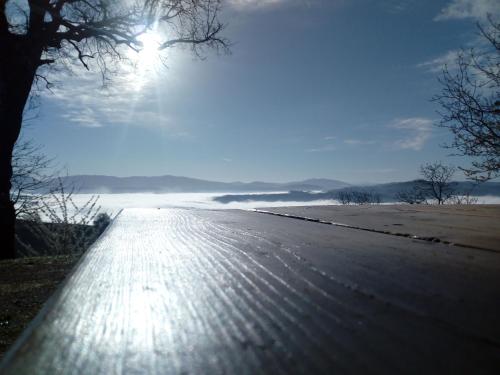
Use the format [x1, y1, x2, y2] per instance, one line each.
[259, 204, 500, 251]
[1, 208, 500, 374]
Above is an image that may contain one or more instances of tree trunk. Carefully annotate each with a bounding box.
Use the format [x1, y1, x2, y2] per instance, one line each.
[0, 34, 42, 259]
[0, 114, 19, 259]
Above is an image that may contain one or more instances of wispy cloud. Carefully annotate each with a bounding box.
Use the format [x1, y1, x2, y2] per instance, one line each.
[382, 0, 418, 14]
[228, 0, 286, 10]
[60, 108, 102, 128]
[306, 144, 337, 153]
[43, 69, 178, 132]
[390, 117, 433, 151]
[417, 49, 459, 73]
[435, 0, 499, 21]
[423, 1, 499, 74]
[343, 139, 376, 146]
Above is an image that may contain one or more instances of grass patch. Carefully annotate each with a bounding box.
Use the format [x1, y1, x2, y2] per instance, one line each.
[0, 255, 81, 359]
[0, 217, 109, 360]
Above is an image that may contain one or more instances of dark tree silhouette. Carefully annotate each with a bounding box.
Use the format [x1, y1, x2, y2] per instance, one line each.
[0, 0, 228, 258]
[395, 184, 427, 204]
[434, 18, 500, 182]
[419, 162, 456, 205]
[335, 190, 381, 205]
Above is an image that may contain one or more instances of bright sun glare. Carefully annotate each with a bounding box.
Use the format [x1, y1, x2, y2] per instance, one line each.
[126, 30, 163, 90]
[136, 31, 162, 68]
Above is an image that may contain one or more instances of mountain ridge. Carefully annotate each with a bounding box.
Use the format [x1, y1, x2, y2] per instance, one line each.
[48, 174, 351, 193]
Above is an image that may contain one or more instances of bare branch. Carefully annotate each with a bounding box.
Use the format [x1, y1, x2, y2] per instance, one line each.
[433, 18, 500, 181]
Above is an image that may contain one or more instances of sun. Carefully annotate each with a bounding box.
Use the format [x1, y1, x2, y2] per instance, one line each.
[125, 30, 163, 91]
[135, 31, 162, 69]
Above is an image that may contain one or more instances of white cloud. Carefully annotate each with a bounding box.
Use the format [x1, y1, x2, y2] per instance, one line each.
[417, 50, 459, 73]
[36, 42, 193, 134]
[43, 68, 177, 132]
[343, 139, 377, 145]
[306, 144, 336, 153]
[390, 117, 433, 151]
[60, 108, 102, 128]
[382, 0, 418, 14]
[418, 44, 494, 91]
[228, 0, 312, 11]
[228, 0, 285, 10]
[435, 0, 500, 21]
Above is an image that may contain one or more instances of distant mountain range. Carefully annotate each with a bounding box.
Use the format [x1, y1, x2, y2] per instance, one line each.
[49, 175, 351, 193]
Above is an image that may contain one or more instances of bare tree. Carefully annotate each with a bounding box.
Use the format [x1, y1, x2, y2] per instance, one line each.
[0, 0, 229, 258]
[11, 138, 56, 218]
[336, 191, 352, 205]
[336, 190, 382, 205]
[448, 192, 479, 205]
[17, 177, 103, 256]
[11, 138, 111, 256]
[433, 17, 500, 182]
[351, 191, 371, 205]
[396, 184, 427, 205]
[419, 162, 456, 205]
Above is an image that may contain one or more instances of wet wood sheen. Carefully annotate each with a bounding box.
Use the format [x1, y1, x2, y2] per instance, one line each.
[1, 208, 500, 374]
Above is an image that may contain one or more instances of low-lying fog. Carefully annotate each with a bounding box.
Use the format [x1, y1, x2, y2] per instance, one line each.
[69, 192, 500, 220]
[69, 192, 339, 219]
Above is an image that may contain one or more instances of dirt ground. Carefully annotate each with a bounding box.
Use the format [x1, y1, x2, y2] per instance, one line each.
[0, 256, 80, 359]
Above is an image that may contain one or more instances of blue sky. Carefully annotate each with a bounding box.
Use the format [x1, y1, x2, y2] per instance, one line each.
[23, 0, 500, 183]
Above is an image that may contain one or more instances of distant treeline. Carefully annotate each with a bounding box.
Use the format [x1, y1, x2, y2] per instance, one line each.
[213, 180, 500, 204]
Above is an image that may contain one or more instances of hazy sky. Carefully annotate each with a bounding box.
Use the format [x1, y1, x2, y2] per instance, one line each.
[23, 0, 499, 183]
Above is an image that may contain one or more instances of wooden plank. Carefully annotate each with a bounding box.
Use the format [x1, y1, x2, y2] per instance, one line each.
[258, 204, 500, 251]
[1, 208, 500, 374]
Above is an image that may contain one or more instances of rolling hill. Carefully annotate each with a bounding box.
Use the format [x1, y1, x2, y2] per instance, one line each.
[47, 175, 351, 193]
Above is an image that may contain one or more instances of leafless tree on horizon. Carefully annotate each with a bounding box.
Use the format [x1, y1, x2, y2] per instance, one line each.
[419, 162, 456, 205]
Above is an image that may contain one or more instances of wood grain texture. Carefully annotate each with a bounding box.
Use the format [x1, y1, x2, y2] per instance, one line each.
[258, 204, 500, 251]
[1, 208, 500, 374]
